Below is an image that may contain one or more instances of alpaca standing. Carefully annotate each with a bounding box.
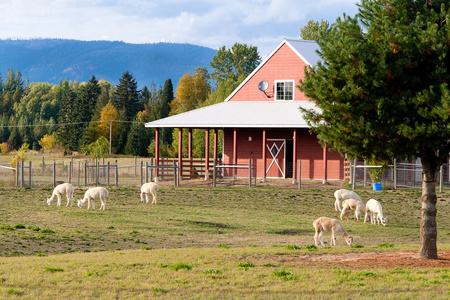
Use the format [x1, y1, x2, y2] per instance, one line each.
[140, 182, 159, 205]
[313, 217, 354, 246]
[77, 187, 109, 210]
[47, 183, 75, 207]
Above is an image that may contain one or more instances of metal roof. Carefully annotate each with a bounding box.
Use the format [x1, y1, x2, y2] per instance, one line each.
[144, 101, 318, 129]
[285, 39, 322, 66]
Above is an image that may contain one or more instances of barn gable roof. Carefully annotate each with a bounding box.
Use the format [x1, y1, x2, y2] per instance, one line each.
[224, 39, 321, 102]
[145, 39, 321, 129]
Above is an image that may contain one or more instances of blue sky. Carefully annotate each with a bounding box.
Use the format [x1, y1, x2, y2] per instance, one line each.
[0, 0, 359, 57]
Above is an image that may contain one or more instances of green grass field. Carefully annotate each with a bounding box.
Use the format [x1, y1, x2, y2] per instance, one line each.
[0, 185, 449, 298]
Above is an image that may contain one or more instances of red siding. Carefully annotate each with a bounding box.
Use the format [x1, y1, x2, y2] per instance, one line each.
[228, 43, 310, 102]
[223, 128, 345, 180]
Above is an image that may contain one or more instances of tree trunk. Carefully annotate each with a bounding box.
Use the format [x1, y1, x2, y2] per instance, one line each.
[419, 159, 438, 259]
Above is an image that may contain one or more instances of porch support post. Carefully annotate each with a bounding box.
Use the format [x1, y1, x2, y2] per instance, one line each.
[205, 128, 210, 180]
[323, 141, 328, 184]
[188, 128, 192, 160]
[155, 128, 160, 181]
[262, 128, 267, 182]
[233, 128, 237, 180]
[178, 128, 183, 180]
[293, 129, 298, 184]
[213, 129, 218, 162]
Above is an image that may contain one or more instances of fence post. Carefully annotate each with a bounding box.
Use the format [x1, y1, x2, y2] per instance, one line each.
[135, 157, 137, 178]
[140, 161, 143, 186]
[68, 160, 72, 184]
[115, 161, 118, 187]
[53, 160, 56, 187]
[249, 159, 252, 188]
[78, 161, 81, 186]
[352, 159, 356, 191]
[150, 158, 154, 182]
[173, 160, 177, 187]
[29, 161, 32, 188]
[15, 161, 19, 187]
[393, 159, 397, 189]
[298, 161, 302, 190]
[84, 161, 87, 186]
[20, 159, 24, 188]
[107, 161, 110, 187]
[42, 156, 45, 176]
[440, 165, 443, 193]
[145, 161, 149, 183]
[363, 160, 367, 188]
[213, 160, 216, 187]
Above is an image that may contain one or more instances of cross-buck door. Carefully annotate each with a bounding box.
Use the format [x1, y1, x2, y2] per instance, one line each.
[266, 139, 285, 178]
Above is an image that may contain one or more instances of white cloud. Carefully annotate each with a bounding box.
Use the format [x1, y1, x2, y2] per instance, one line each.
[0, 0, 360, 55]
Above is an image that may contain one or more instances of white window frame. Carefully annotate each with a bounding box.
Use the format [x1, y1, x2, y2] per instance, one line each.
[274, 80, 294, 101]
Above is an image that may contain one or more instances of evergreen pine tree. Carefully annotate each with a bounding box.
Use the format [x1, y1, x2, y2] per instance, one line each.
[112, 71, 141, 121]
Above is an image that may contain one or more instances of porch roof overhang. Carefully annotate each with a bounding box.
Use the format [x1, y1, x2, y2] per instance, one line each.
[145, 101, 318, 129]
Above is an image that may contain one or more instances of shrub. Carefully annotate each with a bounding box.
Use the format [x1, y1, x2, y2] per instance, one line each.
[28, 225, 41, 231]
[0, 225, 14, 231]
[38, 133, 60, 153]
[285, 244, 302, 250]
[6, 289, 23, 295]
[237, 261, 255, 270]
[45, 267, 64, 273]
[273, 269, 297, 281]
[378, 242, 394, 248]
[13, 224, 26, 229]
[0, 141, 13, 154]
[303, 244, 318, 250]
[170, 262, 192, 271]
[202, 269, 222, 275]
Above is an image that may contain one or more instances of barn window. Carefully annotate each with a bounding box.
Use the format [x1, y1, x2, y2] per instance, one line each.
[275, 80, 294, 100]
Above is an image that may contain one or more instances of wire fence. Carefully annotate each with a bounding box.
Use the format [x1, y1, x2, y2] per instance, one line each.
[2, 156, 449, 190]
[349, 159, 450, 191]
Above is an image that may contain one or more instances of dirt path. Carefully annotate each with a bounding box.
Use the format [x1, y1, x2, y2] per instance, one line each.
[257, 250, 450, 269]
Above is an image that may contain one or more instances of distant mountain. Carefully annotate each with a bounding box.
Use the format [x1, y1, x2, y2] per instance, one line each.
[0, 39, 217, 87]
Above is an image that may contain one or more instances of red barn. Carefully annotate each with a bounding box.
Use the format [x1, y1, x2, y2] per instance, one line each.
[145, 39, 346, 183]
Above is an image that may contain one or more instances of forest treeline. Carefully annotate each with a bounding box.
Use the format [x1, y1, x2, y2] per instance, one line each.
[0, 43, 261, 158]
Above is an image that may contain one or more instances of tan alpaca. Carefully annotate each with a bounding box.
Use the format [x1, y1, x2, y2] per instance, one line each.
[333, 189, 362, 211]
[313, 217, 354, 246]
[340, 198, 366, 221]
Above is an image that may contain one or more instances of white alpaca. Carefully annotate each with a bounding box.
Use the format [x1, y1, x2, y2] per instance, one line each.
[140, 182, 159, 205]
[334, 189, 362, 211]
[77, 187, 109, 210]
[47, 183, 75, 207]
[364, 199, 387, 226]
[313, 217, 354, 246]
[340, 198, 366, 221]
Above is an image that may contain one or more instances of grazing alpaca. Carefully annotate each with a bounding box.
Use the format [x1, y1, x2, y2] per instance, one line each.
[334, 189, 362, 211]
[340, 198, 366, 221]
[140, 182, 159, 205]
[47, 183, 75, 207]
[77, 187, 109, 210]
[364, 199, 387, 226]
[313, 217, 354, 246]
